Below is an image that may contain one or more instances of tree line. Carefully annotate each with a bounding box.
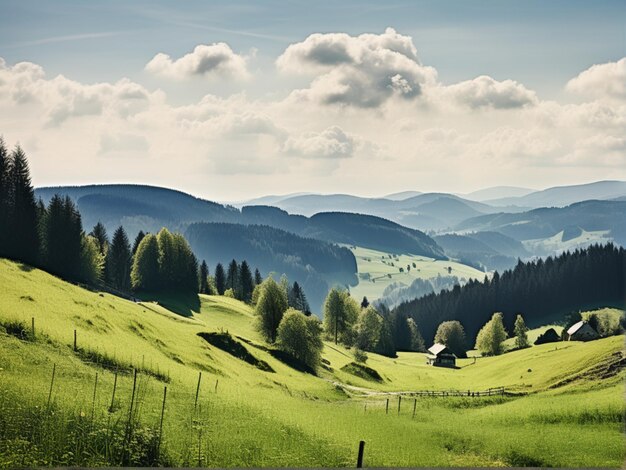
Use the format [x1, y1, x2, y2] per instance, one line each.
[0, 140, 268, 300]
[392, 243, 625, 347]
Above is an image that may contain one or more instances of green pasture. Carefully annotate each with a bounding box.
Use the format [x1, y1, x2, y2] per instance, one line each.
[0, 259, 623, 467]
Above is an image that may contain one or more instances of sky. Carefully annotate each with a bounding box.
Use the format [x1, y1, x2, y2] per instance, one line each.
[0, 0, 625, 201]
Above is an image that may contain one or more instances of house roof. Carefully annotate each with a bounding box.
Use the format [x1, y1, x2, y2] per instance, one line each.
[428, 343, 450, 356]
[567, 320, 585, 335]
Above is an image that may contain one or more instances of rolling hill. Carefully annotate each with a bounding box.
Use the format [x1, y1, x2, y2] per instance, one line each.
[34, 185, 445, 258]
[455, 200, 626, 250]
[0, 258, 624, 467]
[484, 180, 626, 208]
[185, 222, 358, 313]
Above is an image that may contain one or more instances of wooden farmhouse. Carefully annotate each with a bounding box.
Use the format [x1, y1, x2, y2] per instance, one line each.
[566, 321, 599, 341]
[426, 343, 457, 368]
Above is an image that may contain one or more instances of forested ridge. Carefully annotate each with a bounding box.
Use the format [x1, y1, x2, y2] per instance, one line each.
[391, 243, 625, 348]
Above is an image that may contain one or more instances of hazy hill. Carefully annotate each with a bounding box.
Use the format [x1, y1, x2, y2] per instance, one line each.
[262, 192, 508, 231]
[462, 186, 535, 202]
[35, 184, 239, 237]
[485, 180, 626, 208]
[456, 200, 626, 247]
[35, 185, 444, 258]
[382, 190, 423, 200]
[186, 222, 358, 312]
[434, 231, 529, 271]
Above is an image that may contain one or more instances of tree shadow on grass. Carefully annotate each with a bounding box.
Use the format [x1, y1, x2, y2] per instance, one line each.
[138, 291, 200, 317]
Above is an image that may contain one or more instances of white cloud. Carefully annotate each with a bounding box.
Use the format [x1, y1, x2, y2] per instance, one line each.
[566, 57, 626, 100]
[277, 28, 437, 108]
[444, 75, 538, 109]
[145, 43, 250, 80]
[99, 133, 149, 156]
[283, 126, 354, 159]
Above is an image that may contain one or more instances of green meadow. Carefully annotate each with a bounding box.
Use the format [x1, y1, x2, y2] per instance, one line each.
[0, 258, 624, 467]
[348, 246, 485, 302]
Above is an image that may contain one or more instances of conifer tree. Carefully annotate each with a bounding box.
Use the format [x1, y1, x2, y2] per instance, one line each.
[254, 268, 263, 285]
[9, 145, 39, 265]
[108, 226, 132, 291]
[199, 260, 210, 294]
[226, 259, 239, 293]
[514, 314, 529, 349]
[215, 262, 226, 295]
[239, 260, 254, 302]
[40, 195, 82, 280]
[132, 230, 146, 255]
[406, 318, 426, 352]
[89, 222, 109, 256]
[0, 138, 11, 258]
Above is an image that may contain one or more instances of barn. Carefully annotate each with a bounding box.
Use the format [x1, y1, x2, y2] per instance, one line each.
[426, 343, 457, 368]
[566, 321, 599, 341]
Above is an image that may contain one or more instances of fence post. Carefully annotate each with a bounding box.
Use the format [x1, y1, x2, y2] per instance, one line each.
[46, 363, 56, 408]
[194, 372, 202, 412]
[91, 372, 99, 420]
[385, 398, 389, 414]
[31, 317, 35, 340]
[357, 440, 365, 468]
[157, 385, 167, 461]
[73, 329, 77, 351]
[215, 379, 219, 394]
[412, 398, 417, 419]
[398, 396, 401, 415]
[109, 372, 118, 413]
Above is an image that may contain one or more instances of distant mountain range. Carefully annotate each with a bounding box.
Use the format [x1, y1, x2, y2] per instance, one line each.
[34, 180, 626, 305]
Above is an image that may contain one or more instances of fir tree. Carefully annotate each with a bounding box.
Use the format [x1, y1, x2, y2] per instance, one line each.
[254, 268, 263, 285]
[132, 230, 146, 255]
[8, 145, 39, 265]
[89, 222, 109, 256]
[199, 260, 210, 294]
[215, 262, 226, 295]
[108, 226, 132, 291]
[0, 138, 11, 258]
[514, 314, 529, 349]
[239, 260, 254, 302]
[226, 259, 239, 293]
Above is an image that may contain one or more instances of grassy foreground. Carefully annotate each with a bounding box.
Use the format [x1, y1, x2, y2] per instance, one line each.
[0, 258, 624, 467]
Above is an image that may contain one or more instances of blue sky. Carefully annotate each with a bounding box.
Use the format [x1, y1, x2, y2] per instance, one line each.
[0, 1, 624, 199]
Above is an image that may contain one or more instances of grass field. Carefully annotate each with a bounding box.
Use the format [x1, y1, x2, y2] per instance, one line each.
[0, 258, 624, 467]
[348, 246, 486, 302]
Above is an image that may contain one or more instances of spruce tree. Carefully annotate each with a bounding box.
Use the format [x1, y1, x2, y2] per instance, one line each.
[9, 145, 39, 265]
[0, 138, 11, 258]
[108, 226, 132, 291]
[40, 195, 82, 280]
[226, 259, 239, 293]
[199, 260, 210, 294]
[254, 268, 263, 285]
[215, 262, 226, 295]
[239, 260, 254, 302]
[514, 314, 529, 349]
[132, 230, 146, 255]
[90, 222, 109, 256]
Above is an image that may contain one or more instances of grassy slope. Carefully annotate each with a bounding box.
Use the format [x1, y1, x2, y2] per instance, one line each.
[0, 259, 624, 467]
[349, 246, 485, 302]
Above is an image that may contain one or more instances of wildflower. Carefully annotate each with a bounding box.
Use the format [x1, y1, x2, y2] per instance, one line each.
[80, 411, 86, 417]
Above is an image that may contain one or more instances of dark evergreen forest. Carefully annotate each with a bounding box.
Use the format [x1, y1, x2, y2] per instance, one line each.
[391, 243, 626, 349]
